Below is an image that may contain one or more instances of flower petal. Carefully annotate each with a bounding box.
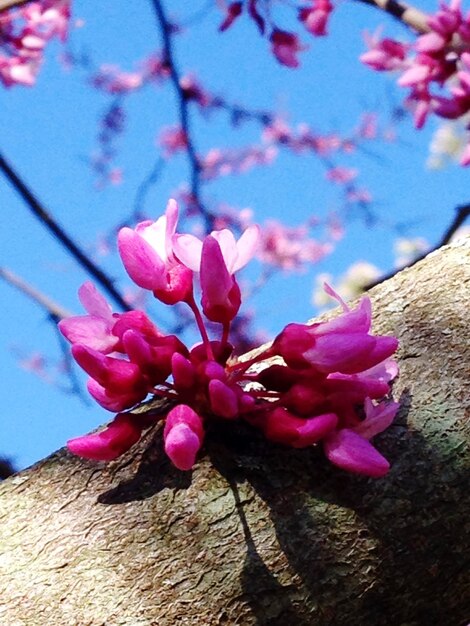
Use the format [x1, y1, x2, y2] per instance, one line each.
[324, 429, 390, 477]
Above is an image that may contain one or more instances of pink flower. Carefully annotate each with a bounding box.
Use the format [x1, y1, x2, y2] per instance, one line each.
[163, 405, 204, 470]
[67, 413, 145, 461]
[270, 30, 306, 68]
[118, 199, 193, 304]
[256, 407, 338, 448]
[323, 429, 390, 477]
[158, 125, 188, 156]
[323, 399, 399, 477]
[299, 0, 334, 37]
[174, 224, 259, 324]
[173, 224, 260, 274]
[360, 36, 407, 72]
[58, 282, 119, 354]
[273, 290, 398, 374]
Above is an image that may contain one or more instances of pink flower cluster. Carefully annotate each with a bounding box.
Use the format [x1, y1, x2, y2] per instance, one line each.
[361, 0, 470, 165]
[60, 199, 399, 477]
[218, 0, 335, 67]
[0, 0, 70, 87]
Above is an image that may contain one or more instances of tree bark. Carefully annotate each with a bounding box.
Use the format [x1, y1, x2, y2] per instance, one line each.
[1, 238, 469, 626]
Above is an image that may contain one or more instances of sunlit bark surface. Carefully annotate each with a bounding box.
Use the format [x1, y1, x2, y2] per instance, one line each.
[0, 238, 469, 626]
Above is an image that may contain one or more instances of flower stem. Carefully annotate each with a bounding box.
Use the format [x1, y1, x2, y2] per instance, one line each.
[186, 293, 214, 360]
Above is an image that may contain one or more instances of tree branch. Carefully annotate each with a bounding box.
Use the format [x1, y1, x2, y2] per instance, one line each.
[365, 202, 470, 289]
[0, 0, 30, 13]
[0, 266, 73, 320]
[0, 152, 131, 312]
[0, 236, 469, 624]
[354, 0, 430, 34]
[150, 0, 215, 231]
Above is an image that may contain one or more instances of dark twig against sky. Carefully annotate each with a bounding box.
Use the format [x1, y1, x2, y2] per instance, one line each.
[0, 152, 131, 312]
[150, 0, 215, 231]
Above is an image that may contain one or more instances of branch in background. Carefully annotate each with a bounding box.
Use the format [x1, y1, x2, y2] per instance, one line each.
[365, 202, 470, 289]
[0, 0, 31, 13]
[150, 0, 216, 231]
[354, 0, 430, 34]
[0, 266, 90, 402]
[0, 152, 131, 312]
[0, 266, 73, 320]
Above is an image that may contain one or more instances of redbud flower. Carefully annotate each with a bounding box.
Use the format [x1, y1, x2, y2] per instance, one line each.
[64, 202, 400, 479]
[58, 282, 119, 354]
[118, 199, 193, 304]
[163, 405, 204, 471]
[270, 30, 306, 68]
[67, 413, 145, 461]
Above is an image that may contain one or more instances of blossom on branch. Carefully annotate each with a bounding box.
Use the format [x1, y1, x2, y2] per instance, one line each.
[62, 199, 399, 479]
[0, 0, 70, 87]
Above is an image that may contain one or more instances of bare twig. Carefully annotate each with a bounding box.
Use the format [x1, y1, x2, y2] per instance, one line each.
[0, 152, 131, 312]
[365, 203, 470, 289]
[0, 266, 73, 319]
[150, 0, 215, 231]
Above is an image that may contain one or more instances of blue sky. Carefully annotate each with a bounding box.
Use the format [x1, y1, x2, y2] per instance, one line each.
[1, 0, 468, 470]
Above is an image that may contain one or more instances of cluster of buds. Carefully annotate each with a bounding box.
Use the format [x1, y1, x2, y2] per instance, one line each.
[361, 0, 470, 165]
[0, 0, 70, 87]
[60, 199, 399, 477]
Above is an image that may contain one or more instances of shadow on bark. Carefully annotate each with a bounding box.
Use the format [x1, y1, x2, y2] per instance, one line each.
[207, 390, 469, 626]
[97, 428, 192, 504]
[93, 388, 468, 625]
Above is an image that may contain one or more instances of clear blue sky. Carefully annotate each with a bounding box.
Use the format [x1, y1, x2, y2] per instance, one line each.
[1, 0, 468, 470]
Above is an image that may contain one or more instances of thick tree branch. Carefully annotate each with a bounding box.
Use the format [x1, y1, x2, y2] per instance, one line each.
[366, 202, 470, 289]
[0, 0, 30, 12]
[0, 152, 131, 312]
[354, 0, 430, 34]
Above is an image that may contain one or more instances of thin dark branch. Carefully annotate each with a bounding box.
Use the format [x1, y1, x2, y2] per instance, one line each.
[133, 156, 166, 219]
[365, 203, 470, 289]
[150, 0, 215, 231]
[0, 152, 131, 311]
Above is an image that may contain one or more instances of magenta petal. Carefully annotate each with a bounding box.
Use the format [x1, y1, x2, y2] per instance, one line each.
[78, 282, 113, 320]
[172, 233, 203, 271]
[292, 412, 338, 447]
[232, 224, 260, 272]
[303, 333, 376, 373]
[164, 404, 205, 441]
[164, 423, 201, 470]
[67, 413, 142, 461]
[118, 227, 165, 290]
[319, 296, 372, 334]
[171, 353, 196, 391]
[210, 229, 238, 271]
[200, 236, 233, 299]
[354, 399, 400, 439]
[209, 379, 239, 419]
[59, 316, 118, 353]
[164, 198, 179, 259]
[324, 429, 390, 477]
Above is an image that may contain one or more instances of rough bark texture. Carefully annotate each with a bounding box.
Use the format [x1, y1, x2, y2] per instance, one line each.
[1, 238, 469, 626]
